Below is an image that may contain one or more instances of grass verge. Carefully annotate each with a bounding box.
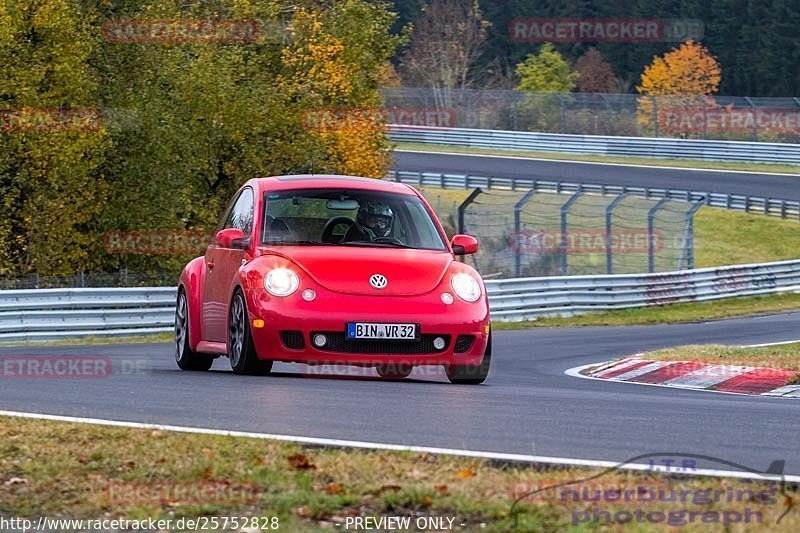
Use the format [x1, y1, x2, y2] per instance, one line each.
[694, 207, 800, 267]
[0, 416, 796, 531]
[492, 292, 800, 329]
[395, 142, 800, 175]
[0, 332, 173, 347]
[645, 342, 800, 373]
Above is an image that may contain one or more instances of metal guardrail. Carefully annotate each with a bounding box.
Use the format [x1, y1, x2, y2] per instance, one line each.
[388, 170, 800, 220]
[0, 287, 176, 342]
[1, 260, 799, 339]
[486, 259, 800, 321]
[389, 125, 800, 165]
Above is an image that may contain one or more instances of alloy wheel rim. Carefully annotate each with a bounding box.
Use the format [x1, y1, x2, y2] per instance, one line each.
[175, 294, 186, 361]
[229, 296, 244, 367]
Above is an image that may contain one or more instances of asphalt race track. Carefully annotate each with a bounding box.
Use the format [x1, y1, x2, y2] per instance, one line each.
[392, 150, 800, 200]
[2, 312, 800, 475]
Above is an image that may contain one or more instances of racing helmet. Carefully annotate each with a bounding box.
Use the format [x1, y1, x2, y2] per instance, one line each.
[357, 200, 394, 239]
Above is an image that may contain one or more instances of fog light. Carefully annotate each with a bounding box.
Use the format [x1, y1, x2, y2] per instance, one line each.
[302, 289, 316, 301]
[313, 334, 328, 348]
[433, 337, 446, 350]
[440, 292, 454, 305]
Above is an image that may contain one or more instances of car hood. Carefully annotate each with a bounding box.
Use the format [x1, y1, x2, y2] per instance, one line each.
[259, 246, 453, 296]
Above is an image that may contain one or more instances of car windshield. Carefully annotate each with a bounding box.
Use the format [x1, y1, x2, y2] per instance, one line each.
[261, 188, 447, 251]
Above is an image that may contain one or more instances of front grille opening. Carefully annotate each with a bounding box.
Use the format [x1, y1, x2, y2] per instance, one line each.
[454, 335, 475, 353]
[280, 330, 305, 350]
[311, 332, 451, 355]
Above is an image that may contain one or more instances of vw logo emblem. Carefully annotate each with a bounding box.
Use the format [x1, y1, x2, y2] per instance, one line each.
[369, 274, 388, 289]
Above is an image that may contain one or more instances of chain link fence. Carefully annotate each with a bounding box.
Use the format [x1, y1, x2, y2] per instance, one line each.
[459, 187, 699, 278]
[0, 270, 178, 290]
[382, 88, 800, 143]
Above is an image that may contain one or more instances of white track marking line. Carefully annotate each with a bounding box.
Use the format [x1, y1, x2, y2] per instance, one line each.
[662, 365, 755, 389]
[742, 339, 800, 348]
[0, 409, 796, 483]
[763, 385, 800, 397]
[394, 149, 800, 176]
[607, 361, 672, 381]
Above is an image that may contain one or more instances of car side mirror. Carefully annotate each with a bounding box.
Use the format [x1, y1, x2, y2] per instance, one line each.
[451, 234, 478, 255]
[215, 228, 248, 249]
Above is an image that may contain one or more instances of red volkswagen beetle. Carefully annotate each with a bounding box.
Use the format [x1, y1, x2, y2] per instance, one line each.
[175, 175, 491, 384]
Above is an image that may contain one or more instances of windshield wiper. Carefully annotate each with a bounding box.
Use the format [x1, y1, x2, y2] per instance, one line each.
[341, 240, 415, 249]
[262, 240, 332, 246]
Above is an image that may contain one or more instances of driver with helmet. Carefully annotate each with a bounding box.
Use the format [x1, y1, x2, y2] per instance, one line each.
[344, 200, 394, 242]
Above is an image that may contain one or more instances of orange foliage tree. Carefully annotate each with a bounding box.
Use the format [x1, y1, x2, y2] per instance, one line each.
[280, 6, 398, 178]
[636, 40, 722, 137]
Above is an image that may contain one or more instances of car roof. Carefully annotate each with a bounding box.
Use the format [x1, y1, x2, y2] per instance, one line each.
[252, 174, 416, 195]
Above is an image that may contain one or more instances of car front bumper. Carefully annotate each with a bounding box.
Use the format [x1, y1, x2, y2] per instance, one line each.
[244, 285, 490, 367]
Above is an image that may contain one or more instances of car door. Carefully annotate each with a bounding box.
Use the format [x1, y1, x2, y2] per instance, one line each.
[202, 187, 255, 343]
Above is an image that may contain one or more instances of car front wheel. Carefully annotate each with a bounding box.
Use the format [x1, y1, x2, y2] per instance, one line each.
[446, 330, 492, 385]
[228, 290, 272, 376]
[175, 289, 214, 371]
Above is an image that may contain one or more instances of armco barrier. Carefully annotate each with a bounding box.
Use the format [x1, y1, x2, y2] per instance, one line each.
[388, 170, 800, 220]
[0, 287, 176, 342]
[389, 125, 800, 165]
[485, 259, 800, 321]
[1, 259, 799, 340]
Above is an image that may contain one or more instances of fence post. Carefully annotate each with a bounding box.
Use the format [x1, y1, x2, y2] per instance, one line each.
[605, 194, 627, 274]
[678, 200, 704, 270]
[648, 198, 670, 273]
[652, 96, 659, 137]
[514, 188, 539, 277]
[745, 97, 757, 142]
[560, 187, 583, 275]
[457, 188, 483, 235]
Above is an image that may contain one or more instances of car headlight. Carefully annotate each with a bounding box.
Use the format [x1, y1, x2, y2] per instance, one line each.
[264, 268, 300, 297]
[450, 273, 481, 302]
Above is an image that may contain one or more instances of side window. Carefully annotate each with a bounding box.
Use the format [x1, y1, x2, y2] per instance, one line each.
[224, 187, 254, 235]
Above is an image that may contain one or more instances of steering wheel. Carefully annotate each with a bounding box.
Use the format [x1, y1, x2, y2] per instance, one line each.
[321, 216, 355, 243]
[374, 236, 406, 246]
[265, 218, 294, 242]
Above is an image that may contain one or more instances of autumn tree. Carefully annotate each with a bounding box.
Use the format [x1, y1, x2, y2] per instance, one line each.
[515, 43, 578, 132]
[516, 43, 578, 93]
[0, 0, 402, 278]
[280, 3, 402, 178]
[399, 0, 489, 109]
[0, 0, 110, 276]
[576, 48, 618, 93]
[636, 39, 723, 137]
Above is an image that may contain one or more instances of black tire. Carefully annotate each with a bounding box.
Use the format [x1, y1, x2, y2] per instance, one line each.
[446, 330, 492, 385]
[228, 290, 272, 376]
[175, 289, 214, 371]
[376, 363, 413, 379]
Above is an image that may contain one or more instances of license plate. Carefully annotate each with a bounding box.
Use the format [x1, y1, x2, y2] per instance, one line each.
[346, 322, 418, 340]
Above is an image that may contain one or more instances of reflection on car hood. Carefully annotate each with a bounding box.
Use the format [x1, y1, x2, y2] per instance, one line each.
[259, 246, 452, 296]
